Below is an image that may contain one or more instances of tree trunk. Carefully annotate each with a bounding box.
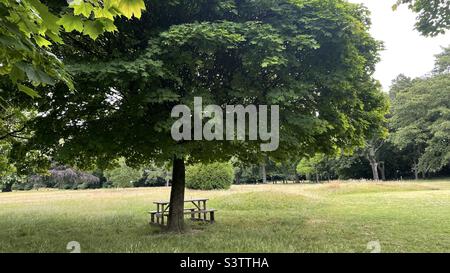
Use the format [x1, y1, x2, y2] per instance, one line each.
[167, 157, 186, 232]
[366, 145, 380, 181]
[370, 162, 379, 181]
[413, 162, 419, 180]
[235, 175, 241, 184]
[377, 162, 386, 181]
[260, 163, 267, 184]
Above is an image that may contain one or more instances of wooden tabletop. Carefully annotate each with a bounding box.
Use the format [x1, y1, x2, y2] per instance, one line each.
[153, 198, 209, 205]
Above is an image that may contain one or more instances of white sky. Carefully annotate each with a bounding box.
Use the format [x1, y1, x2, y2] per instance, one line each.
[348, 0, 450, 90]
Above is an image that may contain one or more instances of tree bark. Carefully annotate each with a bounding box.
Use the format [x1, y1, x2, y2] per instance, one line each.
[413, 162, 419, 180]
[294, 174, 300, 184]
[367, 147, 379, 181]
[370, 162, 379, 181]
[260, 163, 267, 184]
[167, 157, 186, 232]
[235, 174, 241, 184]
[377, 162, 386, 181]
[365, 141, 383, 181]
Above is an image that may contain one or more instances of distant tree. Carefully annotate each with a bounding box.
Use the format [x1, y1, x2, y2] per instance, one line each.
[233, 162, 260, 184]
[0, 143, 15, 192]
[104, 158, 143, 188]
[391, 48, 450, 177]
[360, 92, 389, 181]
[306, 141, 415, 181]
[389, 74, 414, 101]
[433, 45, 450, 74]
[233, 157, 299, 184]
[362, 137, 385, 181]
[274, 160, 300, 183]
[394, 0, 450, 36]
[297, 154, 324, 183]
[131, 162, 171, 187]
[26, 165, 101, 190]
[333, 153, 372, 180]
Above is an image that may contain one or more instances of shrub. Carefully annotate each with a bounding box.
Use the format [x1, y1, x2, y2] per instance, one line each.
[133, 175, 167, 187]
[104, 159, 142, 188]
[186, 162, 233, 190]
[1, 175, 22, 192]
[25, 166, 101, 190]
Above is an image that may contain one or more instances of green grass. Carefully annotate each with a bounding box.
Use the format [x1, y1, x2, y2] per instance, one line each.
[0, 180, 449, 253]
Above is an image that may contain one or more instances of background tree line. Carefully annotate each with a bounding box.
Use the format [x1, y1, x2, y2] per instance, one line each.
[294, 45, 450, 182]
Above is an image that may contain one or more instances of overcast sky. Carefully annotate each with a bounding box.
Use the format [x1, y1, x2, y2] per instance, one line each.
[348, 0, 450, 90]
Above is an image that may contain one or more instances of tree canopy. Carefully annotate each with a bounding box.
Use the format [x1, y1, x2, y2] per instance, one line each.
[17, 0, 387, 165]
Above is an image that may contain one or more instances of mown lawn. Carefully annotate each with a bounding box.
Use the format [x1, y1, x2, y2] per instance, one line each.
[0, 180, 449, 253]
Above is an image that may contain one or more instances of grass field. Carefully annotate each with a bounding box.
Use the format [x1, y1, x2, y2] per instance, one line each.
[0, 180, 449, 253]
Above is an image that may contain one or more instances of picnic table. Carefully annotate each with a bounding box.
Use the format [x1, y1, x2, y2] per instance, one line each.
[149, 198, 216, 226]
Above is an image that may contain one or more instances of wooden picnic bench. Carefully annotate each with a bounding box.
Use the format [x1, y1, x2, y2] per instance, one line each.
[149, 198, 216, 226]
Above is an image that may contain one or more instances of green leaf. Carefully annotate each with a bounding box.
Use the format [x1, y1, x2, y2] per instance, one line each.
[0, 34, 28, 50]
[93, 7, 115, 20]
[71, 1, 94, 18]
[9, 66, 26, 83]
[118, 0, 146, 19]
[83, 20, 104, 40]
[28, 0, 60, 33]
[34, 36, 51, 47]
[46, 31, 63, 44]
[15, 62, 56, 85]
[58, 15, 84, 33]
[99, 19, 118, 32]
[18, 84, 40, 98]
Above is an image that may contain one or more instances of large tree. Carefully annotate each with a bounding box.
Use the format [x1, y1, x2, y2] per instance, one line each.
[12, 0, 387, 232]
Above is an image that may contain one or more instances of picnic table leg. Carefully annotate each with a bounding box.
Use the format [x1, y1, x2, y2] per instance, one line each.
[161, 204, 165, 225]
[210, 211, 215, 223]
[202, 200, 207, 221]
[156, 204, 160, 225]
[190, 208, 195, 220]
[165, 204, 170, 226]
